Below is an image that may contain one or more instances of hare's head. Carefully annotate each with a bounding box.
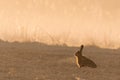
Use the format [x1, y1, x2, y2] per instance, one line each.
[75, 45, 84, 57]
[75, 51, 80, 57]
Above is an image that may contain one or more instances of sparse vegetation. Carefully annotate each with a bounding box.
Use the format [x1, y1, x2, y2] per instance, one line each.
[0, 41, 120, 80]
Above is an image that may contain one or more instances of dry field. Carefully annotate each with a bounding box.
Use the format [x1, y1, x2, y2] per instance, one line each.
[0, 41, 120, 80]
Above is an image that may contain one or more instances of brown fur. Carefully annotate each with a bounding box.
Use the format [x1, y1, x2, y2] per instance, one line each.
[75, 45, 97, 68]
[75, 45, 84, 68]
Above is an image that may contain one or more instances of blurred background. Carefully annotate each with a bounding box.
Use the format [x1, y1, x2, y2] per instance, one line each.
[0, 0, 120, 49]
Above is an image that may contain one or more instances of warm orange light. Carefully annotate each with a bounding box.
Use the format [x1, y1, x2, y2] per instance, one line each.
[0, 0, 120, 49]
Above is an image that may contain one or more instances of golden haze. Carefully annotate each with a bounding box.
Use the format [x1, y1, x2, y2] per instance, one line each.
[0, 0, 120, 49]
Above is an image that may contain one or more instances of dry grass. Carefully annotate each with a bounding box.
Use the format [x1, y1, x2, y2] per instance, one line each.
[0, 41, 120, 80]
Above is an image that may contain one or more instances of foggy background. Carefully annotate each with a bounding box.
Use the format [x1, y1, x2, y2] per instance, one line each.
[0, 0, 120, 49]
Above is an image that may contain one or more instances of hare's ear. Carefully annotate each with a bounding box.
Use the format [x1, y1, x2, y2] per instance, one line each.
[80, 45, 84, 51]
[81, 44, 84, 48]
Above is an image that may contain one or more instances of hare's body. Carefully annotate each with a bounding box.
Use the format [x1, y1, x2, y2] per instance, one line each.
[75, 45, 84, 68]
[74, 45, 97, 68]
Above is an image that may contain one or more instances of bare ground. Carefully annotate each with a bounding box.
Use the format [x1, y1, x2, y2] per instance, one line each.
[0, 41, 120, 80]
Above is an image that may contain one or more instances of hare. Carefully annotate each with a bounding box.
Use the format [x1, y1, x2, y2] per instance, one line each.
[75, 45, 97, 68]
[75, 45, 84, 68]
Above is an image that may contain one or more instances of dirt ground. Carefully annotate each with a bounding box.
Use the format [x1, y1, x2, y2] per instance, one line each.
[0, 41, 120, 80]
